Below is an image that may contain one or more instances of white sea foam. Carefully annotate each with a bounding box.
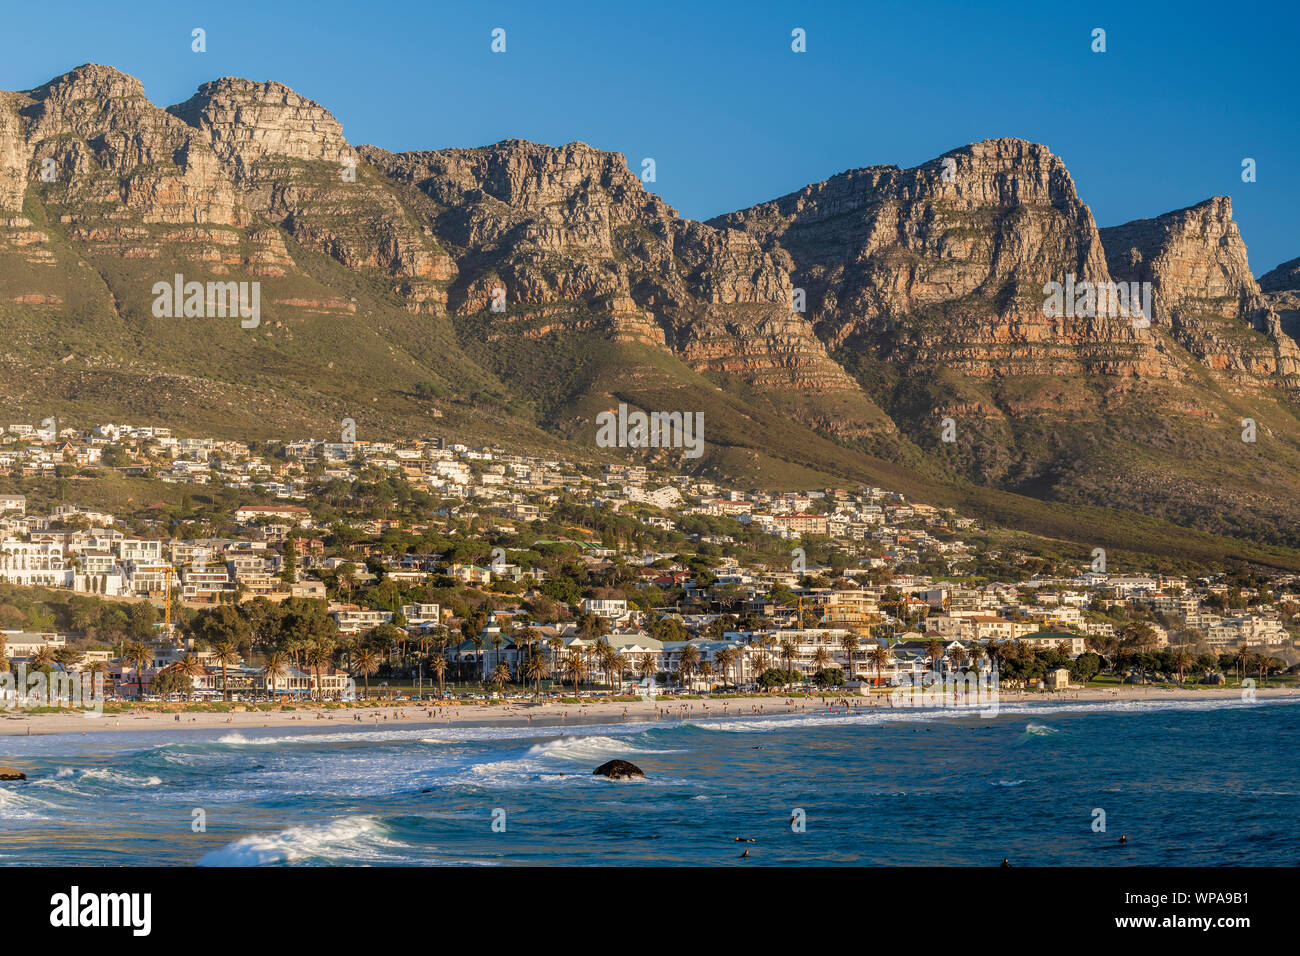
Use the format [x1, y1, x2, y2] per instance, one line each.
[198, 815, 412, 866]
[206, 720, 657, 749]
[685, 695, 1298, 734]
[78, 768, 163, 787]
[459, 757, 579, 788]
[0, 785, 52, 821]
[1023, 723, 1059, 737]
[448, 734, 684, 790]
[34, 766, 165, 789]
[525, 734, 673, 763]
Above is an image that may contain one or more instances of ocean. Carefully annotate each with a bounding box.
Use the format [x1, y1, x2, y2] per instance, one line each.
[2, 696, 1298, 866]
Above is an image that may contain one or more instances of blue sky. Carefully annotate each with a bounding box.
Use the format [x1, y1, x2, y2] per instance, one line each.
[3, 0, 1296, 271]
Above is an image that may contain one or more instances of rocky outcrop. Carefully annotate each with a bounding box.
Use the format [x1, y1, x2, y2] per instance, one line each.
[716, 138, 1164, 380]
[22, 64, 249, 228]
[0, 92, 28, 212]
[1259, 256, 1300, 293]
[1259, 256, 1300, 341]
[168, 78, 352, 177]
[0, 767, 27, 781]
[1101, 199, 1300, 385]
[167, 78, 455, 314]
[1, 65, 454, 319]
[592, 759, 644, 779]
[362, 139, 872, 424]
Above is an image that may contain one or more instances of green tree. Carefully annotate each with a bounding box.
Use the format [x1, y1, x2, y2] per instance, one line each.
[281, 536, 299, 587]
[352, 648, 380, 699]
[210, 641, 240, 702]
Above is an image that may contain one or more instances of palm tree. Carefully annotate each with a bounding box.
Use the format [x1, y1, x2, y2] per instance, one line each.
[1234, 645, 1250, 684]
[352, 648, 380, 699]
[211, 641, 239, 702]
[515, 626, 539, 684]
[491, 662, 511, 696]
[262, 651, 289, 700]
[779, 637, 798, 689]
[54, 647, 83, 672]
[82, 659, 107, 697]
[594, 637, 614, 689]
[637, 653, 658, 684]
[338, 564, 357, 601]
[563, 653, 587, 697]
[123, 642, 153, 699]
[415, 631, 434, 663]
[812, 646, 832, 678]
[523, 649, 547, 698]
[30, 645, 56, 672]
[714, 647, 735, 689]
[470, 634, 485, 685]
[305, 643, 332, 700]
[490, 633, 505, 678]
[430, 654, 448, 698]
[1245, 650, 1265, 686]
[548, 637, 564, 682]
[174, 653, 205, 701]
[678, 642, 701, 691]
[839, 632, 860, 681]
[698, 660, 713, 689]
[925, 639, 945, 674]
[609, 653, 628, 692]
[1173, 649, 1194, 684]
[869, 644, 893, 688]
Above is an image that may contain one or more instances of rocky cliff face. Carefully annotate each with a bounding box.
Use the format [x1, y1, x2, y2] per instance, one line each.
[1101, 198, 1300, 386]
[2, 64, 1299, 549]
[717, 137, 1300, 538]
[1258, 256, 1300, 342]
[361, 139, 882, 434]
[1260, 256, 1300, 293]
[714, 138, 1164, 381]
[0, 92, 29, 212]
[167, 76, 454, 315]
[0, 65, 451, 321]
[168, 78, 352, 175]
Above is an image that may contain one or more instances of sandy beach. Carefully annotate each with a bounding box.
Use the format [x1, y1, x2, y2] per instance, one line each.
[1, 684, 1295, 737]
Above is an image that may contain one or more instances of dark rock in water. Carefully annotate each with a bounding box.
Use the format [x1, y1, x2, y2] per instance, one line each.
[592, 759, 645, 780]
[0, 767, 26, 781]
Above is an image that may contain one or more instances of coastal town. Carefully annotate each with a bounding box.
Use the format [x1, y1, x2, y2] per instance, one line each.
[0, 418, 1295, 709]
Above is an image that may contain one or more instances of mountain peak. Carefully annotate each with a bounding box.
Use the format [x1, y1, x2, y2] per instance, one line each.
[1260, 255, 1300, 293]
[167, 75, 350, 172]
[1101, 196, 1247, 283]
[26, 63, 146, 102]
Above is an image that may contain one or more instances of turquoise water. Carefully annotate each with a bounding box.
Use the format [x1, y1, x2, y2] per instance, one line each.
[2, 697, 1298, 866]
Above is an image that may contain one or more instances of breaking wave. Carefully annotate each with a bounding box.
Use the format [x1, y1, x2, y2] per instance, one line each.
[198, 815, 413, 866]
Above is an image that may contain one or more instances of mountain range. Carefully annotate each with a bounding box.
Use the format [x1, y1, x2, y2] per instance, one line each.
[2, 64, 1299, 567]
